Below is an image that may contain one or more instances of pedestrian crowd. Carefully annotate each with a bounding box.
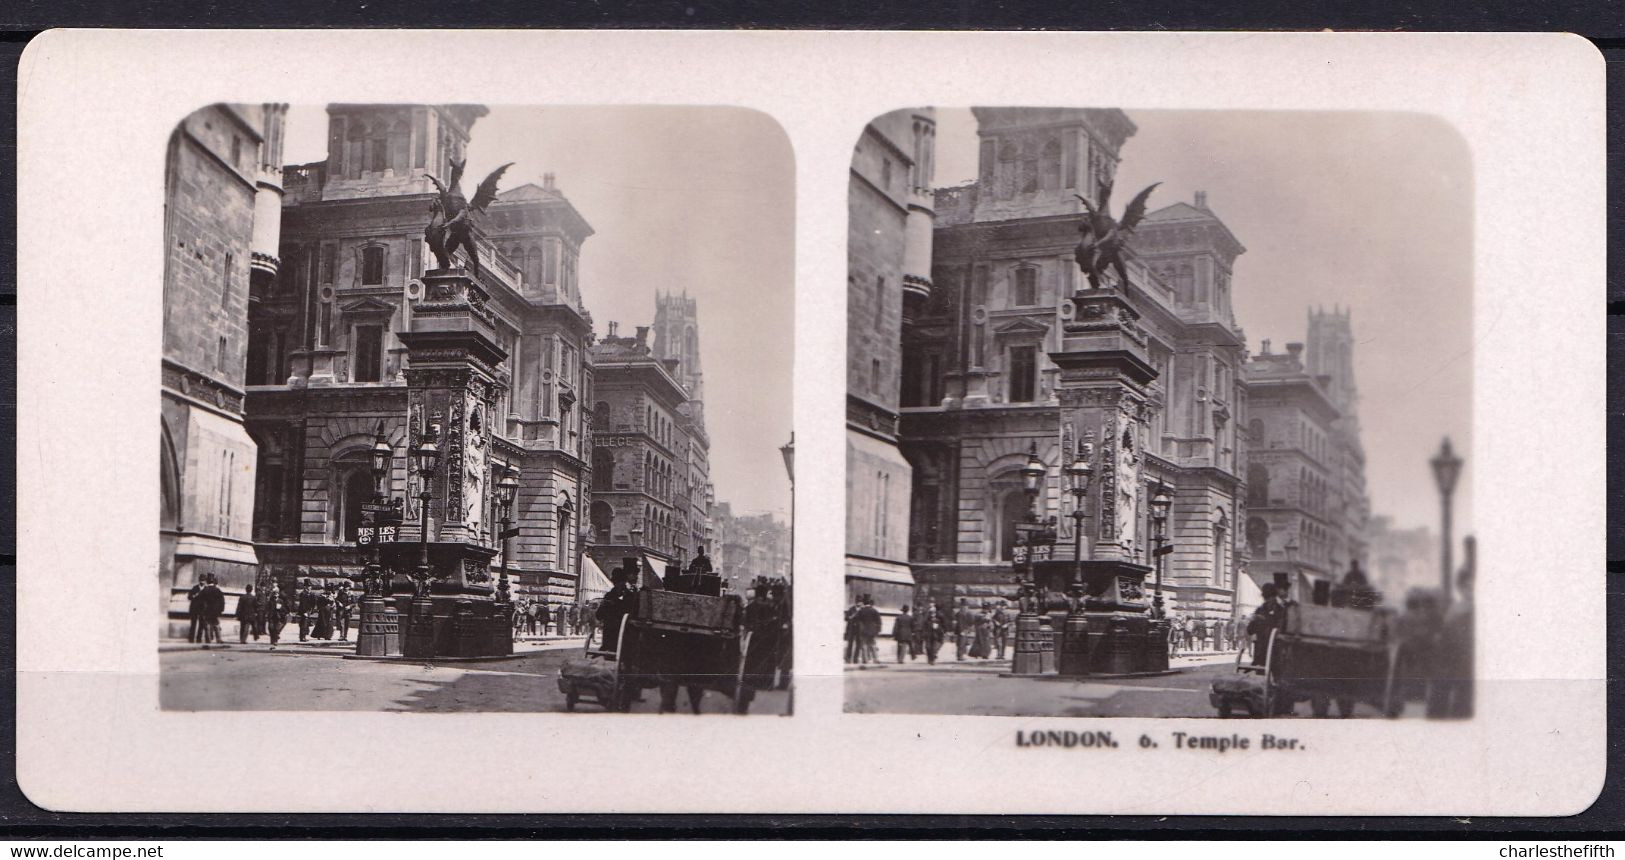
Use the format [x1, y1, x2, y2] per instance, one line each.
[1162, 613, 1240, 659]
[845, 596, 1012, 666]
[510, 598, 591, 639]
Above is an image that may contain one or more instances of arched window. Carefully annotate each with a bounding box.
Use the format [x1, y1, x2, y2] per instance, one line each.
[339, 469, 372, 543]
[1246, 516, 1270, 558]
[592, 448, 615, 491]
[591, 500, 613, 543]
[1247, 463, 1270, 506]
[999, 489, 1033, 562]
[557, 493, 573, 570]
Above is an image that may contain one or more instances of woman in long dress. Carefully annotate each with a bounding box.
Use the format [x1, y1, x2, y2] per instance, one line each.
[313, 586, 335, 640]
[970, 604, 993, 659]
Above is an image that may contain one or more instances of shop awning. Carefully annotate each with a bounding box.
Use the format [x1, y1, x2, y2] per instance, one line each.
[579, 556, 613, 601]
[639, 553, 666, 589]
[846, 557, 916, 587]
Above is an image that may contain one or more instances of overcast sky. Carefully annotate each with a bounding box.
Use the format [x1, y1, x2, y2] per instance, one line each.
[935, 108, 1474, 534]
[284, 105, 794, 523]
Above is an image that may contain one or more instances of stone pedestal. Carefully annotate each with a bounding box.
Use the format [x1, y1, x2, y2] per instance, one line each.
[1057, 612, 1092, 676]
[394, 267, 511, 659]
[356, 596, 392, 656]
[1011, 612, 1046, 675]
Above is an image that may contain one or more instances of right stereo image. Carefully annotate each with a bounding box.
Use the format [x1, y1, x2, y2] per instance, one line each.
[843, 106, 1474, 720]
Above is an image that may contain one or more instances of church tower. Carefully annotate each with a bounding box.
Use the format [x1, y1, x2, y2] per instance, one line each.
[653, 291, 704, 414]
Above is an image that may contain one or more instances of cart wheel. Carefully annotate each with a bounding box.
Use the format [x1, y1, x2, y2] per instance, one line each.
[1310, 695, 1330, 718]
[1381, 641, 1403, 718]
[731, 630, 754, 715]
[1260, 629, 1280, 718]
[1335, 698, 1355, 719]
[612, 621, 632, 712]
[565, 690, 578, 712]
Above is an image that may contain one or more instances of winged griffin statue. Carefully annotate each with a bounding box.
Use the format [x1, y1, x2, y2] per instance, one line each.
[1073, 181, 1160, 290]
[424, 159, 514, 277]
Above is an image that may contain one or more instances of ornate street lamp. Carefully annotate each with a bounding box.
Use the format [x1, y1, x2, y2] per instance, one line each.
[1150, 483, 1173, 613]
[410, 423, 441, 598]
[779, 434, 795, 485]
[364, 423, 395, 598]
[1064, 444, 1096, 607]
[1020, 444, 1046, 517]
[1430, 437, 1463, 605]
[1283, 535, 1300, 602]
[495, 463, 520, 605]
[370, 424, 394, 497]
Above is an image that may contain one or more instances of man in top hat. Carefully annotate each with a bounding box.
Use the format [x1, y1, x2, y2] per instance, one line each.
[1247, 583, 1288, 667]
[595, 559, 640, 653]
[334, 582, 355, 641]
[297, 579, 318, 642]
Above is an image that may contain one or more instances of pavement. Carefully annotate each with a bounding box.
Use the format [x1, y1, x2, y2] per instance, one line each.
[844, 647, 1403, 718]
[159, 636, 791, 715]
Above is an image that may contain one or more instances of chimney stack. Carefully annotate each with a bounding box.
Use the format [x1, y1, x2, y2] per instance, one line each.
[635, 325, 649, 348]
[1286, 342, 1304, 365]
[1195, 190, 1208, 210]
[543, 172, 556, 190]
[608, 321, 619, 338]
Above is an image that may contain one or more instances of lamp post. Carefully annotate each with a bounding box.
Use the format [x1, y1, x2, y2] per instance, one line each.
[410, 423, 441, 598]
[401, 422, 441, 659]
[495, 463, 519, 605]
[1065, 444, 1096, 606]
[1009, 445, 1051, 676]
[366, 423, 394, 598]
[354, 423, 397, 657]
[1430, 437, 1462, 606]
[1056, 444, 1096, 677]
[1284, 535, 1300, 601]
[780, 433, 794, 585]
[1150, 483, 1173, 614]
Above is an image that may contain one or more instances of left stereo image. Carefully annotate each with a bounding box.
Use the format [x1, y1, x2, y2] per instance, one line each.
[158, 103, 795, 715]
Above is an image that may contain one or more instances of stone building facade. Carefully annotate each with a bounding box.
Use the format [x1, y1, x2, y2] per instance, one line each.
[711, 501, 791, 594]
[846, 108, 936, 613]
[162, 103, 287, 630]
[587, 316, 710, 584]
[1239, 309, 1372, 610]
[895, 107, 1250, 623]
[652, 291, 714, 554]
[1241, 340, 1341, 602]
[1305, 306, 1370, 575]
[243, 103, 594, 608]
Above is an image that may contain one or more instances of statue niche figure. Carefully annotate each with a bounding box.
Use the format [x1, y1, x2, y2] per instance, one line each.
[1073, 180, 1160, 291]
[424, 159, 514, 278]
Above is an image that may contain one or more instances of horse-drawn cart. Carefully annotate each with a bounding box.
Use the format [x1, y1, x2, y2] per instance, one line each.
[558, 588, 754, 713]
[1211, 602, 1402, 718]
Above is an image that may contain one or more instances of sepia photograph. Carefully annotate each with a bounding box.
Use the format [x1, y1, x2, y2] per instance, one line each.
[15, 29, 1603, 816]
[159, 103, 794, 714]
[845, 107, 1474, 719]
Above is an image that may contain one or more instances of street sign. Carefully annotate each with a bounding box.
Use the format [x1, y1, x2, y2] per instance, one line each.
[357, 525, 400, 546]
[1012, 544, 1052, 564]
[499, 527, 521, 540]
[361, 503, 397, 513]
